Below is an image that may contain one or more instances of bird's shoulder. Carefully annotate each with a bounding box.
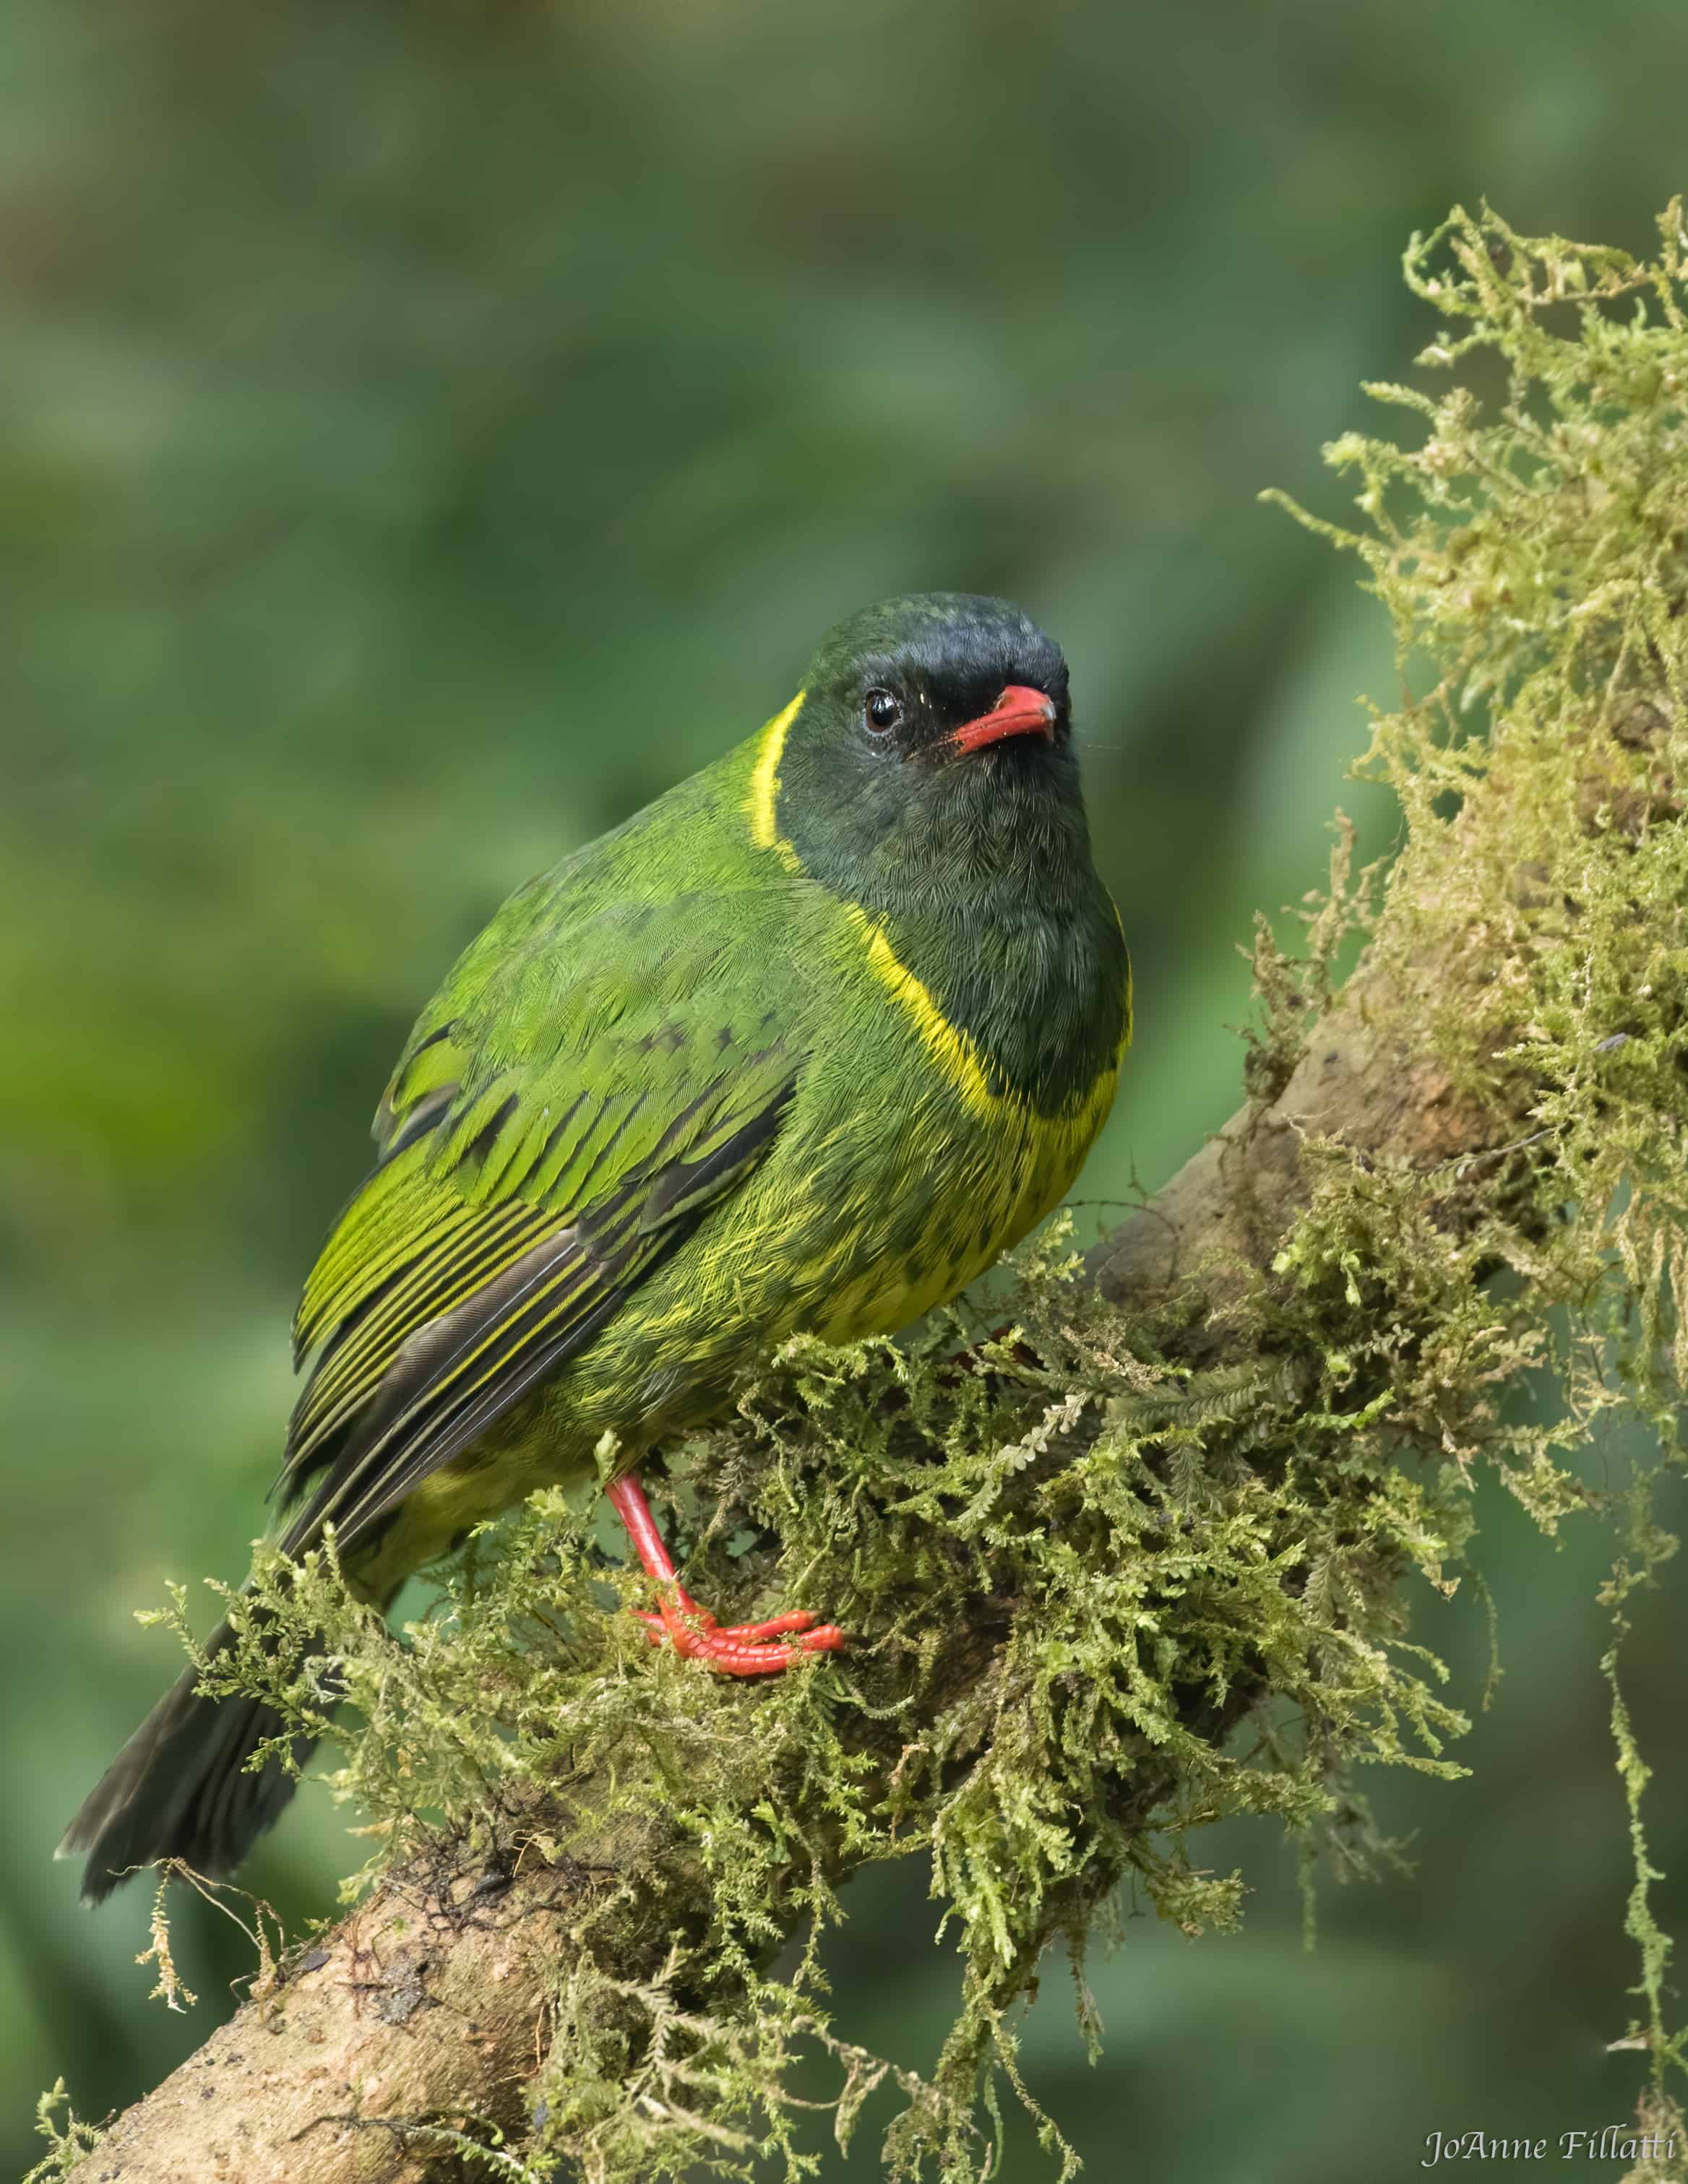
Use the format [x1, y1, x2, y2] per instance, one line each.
[372, 748, 827, 1157]
[289, 754, 840, 1381]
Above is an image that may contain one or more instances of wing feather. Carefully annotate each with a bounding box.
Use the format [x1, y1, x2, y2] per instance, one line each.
[275, 903, 800, 1562]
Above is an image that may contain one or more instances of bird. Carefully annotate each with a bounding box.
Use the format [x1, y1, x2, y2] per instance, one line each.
[61, 591, 1132, 1902]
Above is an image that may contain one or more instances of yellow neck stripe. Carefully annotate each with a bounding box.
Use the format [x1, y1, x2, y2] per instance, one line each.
[749, 691, 1124, 1136]
[746, 691, 805, 873]
[746, 693, 999, 1110]
[850, 905, 1125, 1136]
[845, 904, 1003, 1119]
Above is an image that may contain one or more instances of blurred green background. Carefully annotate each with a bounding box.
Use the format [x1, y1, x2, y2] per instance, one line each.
[4, 2, 1687, 2177]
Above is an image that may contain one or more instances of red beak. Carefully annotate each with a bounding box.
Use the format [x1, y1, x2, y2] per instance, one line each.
[951, 684, 1058, 755]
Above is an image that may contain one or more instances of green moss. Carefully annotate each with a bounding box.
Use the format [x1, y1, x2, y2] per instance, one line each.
[22, 2086, 103, 2184]
[129, 204, 1688, 2176]
[1267, 199, 1688, 2149]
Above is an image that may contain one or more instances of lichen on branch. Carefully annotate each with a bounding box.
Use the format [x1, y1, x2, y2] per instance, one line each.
[55, 203, 1688, 2183]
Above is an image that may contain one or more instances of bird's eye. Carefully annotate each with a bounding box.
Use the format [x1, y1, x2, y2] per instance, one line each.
[864, 688, 903, 735]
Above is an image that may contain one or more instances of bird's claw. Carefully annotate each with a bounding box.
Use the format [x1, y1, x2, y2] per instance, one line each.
[632, 1589, 844, 1675]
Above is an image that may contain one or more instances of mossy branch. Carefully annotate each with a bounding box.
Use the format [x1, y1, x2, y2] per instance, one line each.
[57, 204, 1688, 2183]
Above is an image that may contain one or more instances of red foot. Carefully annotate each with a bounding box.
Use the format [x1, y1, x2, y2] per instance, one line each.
[605, 1473, 844, 1678]
[633, 1590, 845, 1675]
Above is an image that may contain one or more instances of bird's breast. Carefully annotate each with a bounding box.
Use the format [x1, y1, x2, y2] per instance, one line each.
[830, 880, 1130, 1124]
[785, 906, 1126, 1343]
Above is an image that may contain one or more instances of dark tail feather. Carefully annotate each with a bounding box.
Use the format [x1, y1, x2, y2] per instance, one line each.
[59, 1619, 315, 1904]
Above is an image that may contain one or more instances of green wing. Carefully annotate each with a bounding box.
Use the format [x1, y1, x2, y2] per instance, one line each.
[275, 886, 801, 1560]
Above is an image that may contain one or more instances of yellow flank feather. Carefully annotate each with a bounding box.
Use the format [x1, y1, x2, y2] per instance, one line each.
[746, 692, 806, 871]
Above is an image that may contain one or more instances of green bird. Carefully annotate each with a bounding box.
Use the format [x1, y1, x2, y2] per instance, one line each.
[62, 592, 1131, 1902]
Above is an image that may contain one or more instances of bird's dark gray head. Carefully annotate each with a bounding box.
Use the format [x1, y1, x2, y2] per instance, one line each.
[770, 592, 1087, 917]
[801, 592, 1070, 766]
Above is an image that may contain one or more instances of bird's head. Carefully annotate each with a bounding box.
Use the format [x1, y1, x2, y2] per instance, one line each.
[767, 592, 1085, 914]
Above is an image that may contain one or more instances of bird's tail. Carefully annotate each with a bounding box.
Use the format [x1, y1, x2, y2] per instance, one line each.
[59, 1616, 316, 1904]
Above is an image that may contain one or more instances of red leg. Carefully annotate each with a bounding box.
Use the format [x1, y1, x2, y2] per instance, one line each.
[605, 1472, 843, 1675]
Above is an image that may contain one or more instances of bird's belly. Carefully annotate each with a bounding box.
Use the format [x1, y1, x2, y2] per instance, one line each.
[801, 1105, 1088, 1341]
[526, 1076, 1109, 1465]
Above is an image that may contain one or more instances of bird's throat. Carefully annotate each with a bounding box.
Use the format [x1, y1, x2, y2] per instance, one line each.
[745, 693, 1128, 1118]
